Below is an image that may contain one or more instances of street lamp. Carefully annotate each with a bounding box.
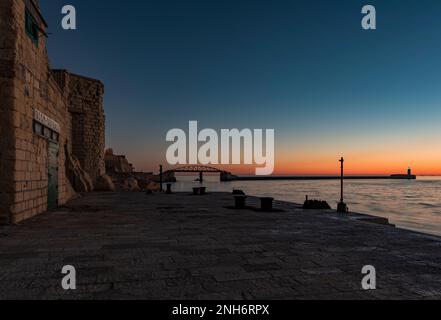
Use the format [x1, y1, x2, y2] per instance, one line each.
[337, 157, 348, 213]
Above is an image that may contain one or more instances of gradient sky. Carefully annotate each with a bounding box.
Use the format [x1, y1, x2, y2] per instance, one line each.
[40, 0, 441, 175]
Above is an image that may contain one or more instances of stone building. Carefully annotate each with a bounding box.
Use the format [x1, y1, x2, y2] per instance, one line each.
[105, 149, 134, 174]
[0, 0, 110, 224]
[52, 70, 106, 185]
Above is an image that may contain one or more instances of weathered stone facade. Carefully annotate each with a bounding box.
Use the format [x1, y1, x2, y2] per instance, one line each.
[52, 70, 106, 184]
[0, 0, 107, 224]
[105, 149, 134, 174]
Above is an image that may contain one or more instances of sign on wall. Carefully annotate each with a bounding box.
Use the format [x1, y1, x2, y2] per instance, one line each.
[33, 109, 60, 133]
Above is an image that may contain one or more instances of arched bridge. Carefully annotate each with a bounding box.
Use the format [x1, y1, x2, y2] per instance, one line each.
[166, 165, 224, 173]
[164, 166, 235, 182]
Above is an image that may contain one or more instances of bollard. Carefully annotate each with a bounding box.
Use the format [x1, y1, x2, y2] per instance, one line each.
[159, 165, 163, 192]
[260, 197, 274, 211]
[166, 183, 172, 194]
[199, 187, 207, 195]
[234, 195, 247, 209]
[193, 187, 200, 195]
[337, 201, 348, 213]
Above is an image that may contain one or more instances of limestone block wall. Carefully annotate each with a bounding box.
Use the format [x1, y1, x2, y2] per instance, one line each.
[0, 0, 17, 223]
[0, 0, 75, 223]
[0, 0, 105, 223]
[53, 70, 106, 185]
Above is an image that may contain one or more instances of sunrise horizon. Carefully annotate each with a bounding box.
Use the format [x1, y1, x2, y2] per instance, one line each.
[37, 0, 441, 181]
[2, 0, 441, 305]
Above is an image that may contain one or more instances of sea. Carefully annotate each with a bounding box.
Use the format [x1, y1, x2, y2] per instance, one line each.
[172, 175, 441, 237]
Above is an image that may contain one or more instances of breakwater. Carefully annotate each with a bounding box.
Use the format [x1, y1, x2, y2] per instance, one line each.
[223, 174, 416, 181]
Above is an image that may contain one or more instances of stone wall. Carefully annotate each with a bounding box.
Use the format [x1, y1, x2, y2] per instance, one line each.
[105, 149, 134, 173]
[0, 0, 17, 224]
[13, 0, 74, 223]
[0, 0, 75, 223]
[0, 0, 108, 223]
[52, 70, 106, 185]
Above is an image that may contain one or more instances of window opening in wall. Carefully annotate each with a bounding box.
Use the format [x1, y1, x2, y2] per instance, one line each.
[33, 120, 59, 143]
[25, 9, 39, 46]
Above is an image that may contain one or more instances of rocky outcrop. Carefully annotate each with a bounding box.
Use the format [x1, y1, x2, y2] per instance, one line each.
[105, 149, 133, 173]
[125, 177, 140, 192]
[95, 174, 116, 192]
[65, 146, 94, 193]
[108, 173, 140, 192]
[145, 181, 161, 192]
[104, 149, 164, 192]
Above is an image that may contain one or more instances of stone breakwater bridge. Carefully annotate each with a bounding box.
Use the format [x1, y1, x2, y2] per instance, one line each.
[163, 166, 416, 182]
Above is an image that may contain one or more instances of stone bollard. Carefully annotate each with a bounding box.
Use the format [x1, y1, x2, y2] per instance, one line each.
[166, 183, 172, 194]
[193, 187, 200, 195]
[337, 201, 348, 213]
[199, 187, 207, 195]
[260, 197, 274, 211]
[234, 195, 247, 209]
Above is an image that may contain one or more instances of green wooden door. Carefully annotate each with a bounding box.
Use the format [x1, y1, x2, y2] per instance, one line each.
[47, 142, 59, 210]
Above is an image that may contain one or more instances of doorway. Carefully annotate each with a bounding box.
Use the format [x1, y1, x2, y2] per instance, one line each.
[47, 142, 59, 210]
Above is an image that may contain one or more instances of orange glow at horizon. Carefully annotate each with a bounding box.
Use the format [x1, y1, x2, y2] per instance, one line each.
[147, 154, 441, 176]
[162, 159, 441, 176]
[131, 135, 441, 176]
[171, 152, 441, 176]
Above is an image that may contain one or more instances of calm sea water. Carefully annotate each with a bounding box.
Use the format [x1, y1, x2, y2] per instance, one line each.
[172, 176, 441, 237]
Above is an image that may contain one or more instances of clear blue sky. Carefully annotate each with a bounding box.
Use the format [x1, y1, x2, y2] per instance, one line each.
[40, 0, 441, 174]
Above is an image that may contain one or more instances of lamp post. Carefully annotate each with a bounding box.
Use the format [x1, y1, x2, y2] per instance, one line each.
[337, 157, 348, 213]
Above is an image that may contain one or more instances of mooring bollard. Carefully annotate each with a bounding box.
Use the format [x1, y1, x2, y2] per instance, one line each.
[199, 187, 207, 195]
[166, 183, 172, 194]
[193, 187, 200, 195]
[159, 165, 163, 192]
[234, 195, 247, 209]
[232, 189, 245, 195]
[260, 197, 274, 211]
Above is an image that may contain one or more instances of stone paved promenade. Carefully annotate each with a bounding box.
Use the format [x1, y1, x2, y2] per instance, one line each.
[1, 192, 441, 300]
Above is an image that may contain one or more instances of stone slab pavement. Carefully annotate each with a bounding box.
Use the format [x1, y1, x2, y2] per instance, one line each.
[1, 192, 441, 300]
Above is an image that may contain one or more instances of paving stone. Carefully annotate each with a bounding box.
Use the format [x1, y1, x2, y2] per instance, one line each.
[0, 192, 440, 299]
